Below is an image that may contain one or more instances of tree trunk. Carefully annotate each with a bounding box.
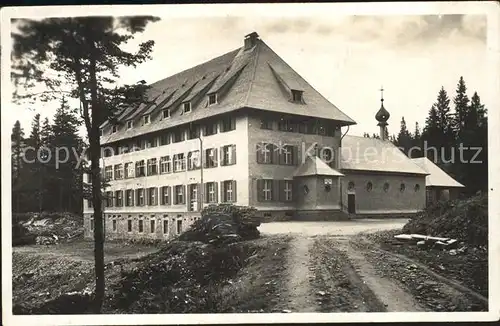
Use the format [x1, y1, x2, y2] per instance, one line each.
[38, 166, 43, 213]
[90, 141, 105, 313]
[59, 182, 64, 212]
[88, 49, 105, 314]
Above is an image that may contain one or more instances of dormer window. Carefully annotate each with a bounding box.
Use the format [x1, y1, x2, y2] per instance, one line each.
[99, 129, 103, 136]
[183, 102, 191, 113]
[291, 89, 303, 103]
[112, 125, 117, 134]
[162, 109, 170, 119]
[126, 120, 133, 130]
[143, 115, 150, 125]
[208, 93, 218, 106]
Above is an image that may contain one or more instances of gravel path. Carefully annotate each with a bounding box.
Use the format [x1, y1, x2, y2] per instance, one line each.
[283, 236, 316, 312]
[264, 219, 481, 312]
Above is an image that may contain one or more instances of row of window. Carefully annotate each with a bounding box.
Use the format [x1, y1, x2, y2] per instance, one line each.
[89, 214, 199, 235]
[347, 181, 421, 193]
[256, 143, 298, 165]
[88, 179, 294, 208]
[260, 117, 339, 136]
[256, 179, 293, 202]
[89, 180, 237, 209]
[100, 145, 236, 182]
[103, 116, 236, 157]
[108, 93, 223, 135]
[100, 142, 300, 183]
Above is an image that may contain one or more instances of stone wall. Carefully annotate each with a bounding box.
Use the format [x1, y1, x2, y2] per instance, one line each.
[83, 211, 200, 241]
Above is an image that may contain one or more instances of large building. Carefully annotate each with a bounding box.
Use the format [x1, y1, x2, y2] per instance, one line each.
[83, 32, 460, 240]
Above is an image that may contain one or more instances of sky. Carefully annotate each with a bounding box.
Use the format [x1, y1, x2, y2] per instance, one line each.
[4, 6, 492, 139]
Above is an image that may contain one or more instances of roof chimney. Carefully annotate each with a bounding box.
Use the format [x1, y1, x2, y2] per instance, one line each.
[244, 32, 259, 50]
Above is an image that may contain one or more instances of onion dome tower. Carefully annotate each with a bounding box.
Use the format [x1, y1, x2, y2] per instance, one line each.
[375, 87, 390, 140]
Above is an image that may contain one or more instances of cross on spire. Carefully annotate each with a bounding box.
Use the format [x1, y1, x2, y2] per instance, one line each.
[379, 86, 384, 102]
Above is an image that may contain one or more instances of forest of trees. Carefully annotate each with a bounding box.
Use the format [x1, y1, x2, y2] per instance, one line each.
[11, 98, 85, 214]
[12, 76, 489, 214]
[367, 77, 488, 196]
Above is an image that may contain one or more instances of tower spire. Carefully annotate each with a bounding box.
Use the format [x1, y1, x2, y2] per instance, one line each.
[375, 86, 390, 141]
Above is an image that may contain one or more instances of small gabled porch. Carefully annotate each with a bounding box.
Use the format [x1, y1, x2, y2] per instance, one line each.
[291, 156, 346, 220]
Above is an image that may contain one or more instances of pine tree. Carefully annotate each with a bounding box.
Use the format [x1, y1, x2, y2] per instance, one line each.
[424, 87, 454, 163]
[461, 92, 488, 193]
[453, 76, 470, 136]
[27, 114, 43, 212]
[414, 122, 421, 140]
[51, 97, 84, 212]
[11, 120, 25, 185]
[435, 87, 454, 146]
[396, 117, 412, 156]
[412, 121, 423, 158]
[422, 105, 441, 162]
[11, 16, 159, 312]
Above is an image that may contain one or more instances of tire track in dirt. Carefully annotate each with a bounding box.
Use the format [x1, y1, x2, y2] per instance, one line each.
[336, 239, 425, 312]
[310, 237, 386, 312]
[281, 236, 317, 312]
[351, 237, 488, 312]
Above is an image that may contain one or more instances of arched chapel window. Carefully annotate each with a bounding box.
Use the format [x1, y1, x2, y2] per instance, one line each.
[366, 182, 373, 192]
[414, 184, 421, 192]
[383, 182, 390, 192]
[400, 183, 406, 192]
[348, 181, 355, 191]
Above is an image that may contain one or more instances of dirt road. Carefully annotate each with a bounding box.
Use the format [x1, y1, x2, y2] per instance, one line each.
[257, 219, 487, 312]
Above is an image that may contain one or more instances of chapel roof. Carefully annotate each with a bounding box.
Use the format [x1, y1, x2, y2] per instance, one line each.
[100, 32, 356, 145]
[340, 135, 428, 175]
[411, 157, 465, 188]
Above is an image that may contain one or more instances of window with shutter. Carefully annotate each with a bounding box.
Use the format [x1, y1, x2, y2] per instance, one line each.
[223, 180, 232, 202]
[188, 150, 201, 170]
[221, 116, 236, 132]
[264, 180, 273, 201]
[135, 160, 145, 177]
[160, 156, 171, 174]
[257, 143, 272, 164]
[206, 182, 217, 203]
[174, 185, 184, 205]
[147, 158, 158, 176]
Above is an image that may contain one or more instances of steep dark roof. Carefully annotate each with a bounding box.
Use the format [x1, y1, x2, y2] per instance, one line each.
[101, 35, 356, 145]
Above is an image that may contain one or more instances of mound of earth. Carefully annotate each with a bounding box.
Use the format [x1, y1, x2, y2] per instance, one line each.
[12, 212, 84, 246]
[402, 194, 487, 246]
[179, 204, 261, 245]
